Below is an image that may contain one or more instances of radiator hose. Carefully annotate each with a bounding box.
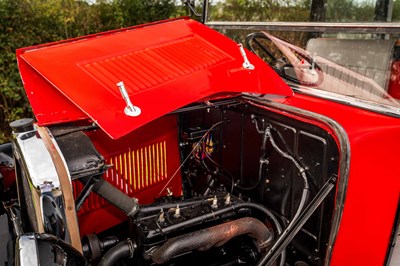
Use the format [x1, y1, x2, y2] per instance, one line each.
[80, 176, 139, 217]
[98, 239, 136, 266]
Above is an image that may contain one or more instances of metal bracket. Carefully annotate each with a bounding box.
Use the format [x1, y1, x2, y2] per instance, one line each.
[117, 81, 141, 117]
[257, 175, 336, 266]
[238, 44, 255, 70]
[185, 0, 201, 17]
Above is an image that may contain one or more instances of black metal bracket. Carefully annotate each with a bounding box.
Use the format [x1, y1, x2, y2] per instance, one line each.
[75, 175, 100, 211]
[257, 174, 337, 266]
[184, 0, 209, 24]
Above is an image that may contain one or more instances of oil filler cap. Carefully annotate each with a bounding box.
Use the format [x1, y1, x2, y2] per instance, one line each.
[10, 118, 34, 133]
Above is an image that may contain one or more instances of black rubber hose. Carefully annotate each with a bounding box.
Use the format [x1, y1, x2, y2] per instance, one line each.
[0, 142, 13, 157]
[80, 176, 139, 217]
[98, 240, 135, 266]
[256, 187, 308, 266]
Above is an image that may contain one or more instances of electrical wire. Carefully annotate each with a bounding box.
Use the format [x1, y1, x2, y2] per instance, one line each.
[268, 125, 317, 190]
[255, 125, 310, 266]
[204, 152, 235, 194]
[265, 127, 309, 191]
[235, 126, 269, 191]
[157, 121, 225, 198]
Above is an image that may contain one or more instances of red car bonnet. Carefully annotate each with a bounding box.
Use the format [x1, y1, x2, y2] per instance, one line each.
[17, 18, 292, 139]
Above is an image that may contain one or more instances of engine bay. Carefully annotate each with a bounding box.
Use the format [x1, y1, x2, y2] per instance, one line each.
[4, 97, 341, 266]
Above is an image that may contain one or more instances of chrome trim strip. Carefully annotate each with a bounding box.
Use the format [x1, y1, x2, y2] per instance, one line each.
[12, 126, 65, 235]
[241, 94, 351, 266]
[14, 129, 60, 190]
[207, 21, 400, 34]
[16, 234, 39, 266]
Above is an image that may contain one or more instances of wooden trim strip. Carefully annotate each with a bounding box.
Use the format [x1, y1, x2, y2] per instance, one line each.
[37, 126, 83, 253]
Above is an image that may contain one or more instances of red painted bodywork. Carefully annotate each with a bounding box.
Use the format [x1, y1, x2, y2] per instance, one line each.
[247, 92, 399, 265]
[15, 17, 400, 266]
[16, 17, 291, 140]
[0, 165, 15, 191]
[389, 61, 400, 99]
[276, 93, 400, 266]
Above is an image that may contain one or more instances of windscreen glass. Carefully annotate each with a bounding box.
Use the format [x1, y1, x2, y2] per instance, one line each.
[208, 0, 400, 115]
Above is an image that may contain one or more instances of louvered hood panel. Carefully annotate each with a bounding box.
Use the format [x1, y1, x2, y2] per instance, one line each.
[17, 18, 292, 139]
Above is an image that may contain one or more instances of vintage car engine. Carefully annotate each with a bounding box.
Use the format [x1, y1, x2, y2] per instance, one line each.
[131, 193, 271, 265]
[1, 99, 340, 266]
